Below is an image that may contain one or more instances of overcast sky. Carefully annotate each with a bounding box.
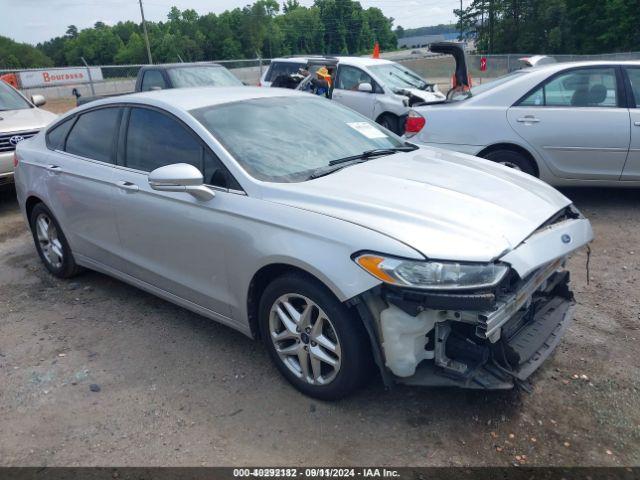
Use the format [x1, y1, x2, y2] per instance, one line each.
[0, 0, 462, 45]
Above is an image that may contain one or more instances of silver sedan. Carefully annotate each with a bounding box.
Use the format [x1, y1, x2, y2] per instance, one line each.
[407, 61, 640, 186]
[15, 87, 592, 399]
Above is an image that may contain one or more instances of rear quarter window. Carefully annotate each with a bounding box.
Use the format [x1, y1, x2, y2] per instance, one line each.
[46, 117, 75, 150]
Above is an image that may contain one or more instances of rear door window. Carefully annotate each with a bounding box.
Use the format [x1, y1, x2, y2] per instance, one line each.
[519, 67, 619, 107]
[65, 108, 122, 163]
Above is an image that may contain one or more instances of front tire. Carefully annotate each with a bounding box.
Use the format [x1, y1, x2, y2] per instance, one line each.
[29, 203, 82, 278]
[259, 273, 372, 400]
[482, 149, 536, 176]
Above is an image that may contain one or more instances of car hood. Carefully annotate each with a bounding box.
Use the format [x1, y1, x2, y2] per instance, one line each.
[262, 147, 571, 262]
[0, 107, 57, 133]
[400, 87, 446, 103]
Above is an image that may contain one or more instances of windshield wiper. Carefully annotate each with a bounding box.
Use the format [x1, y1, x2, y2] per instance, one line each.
[329, 146, 417, 166]
[309, 145, 418, 180]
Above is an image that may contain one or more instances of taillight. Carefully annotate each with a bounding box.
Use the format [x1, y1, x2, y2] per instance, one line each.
[405, 110, 425, 137]
[13, 152, 18, 168]
[257, 81, 262, 87]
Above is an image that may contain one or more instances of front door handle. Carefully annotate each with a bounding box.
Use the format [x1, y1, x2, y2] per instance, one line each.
[115, 180, 139, 192]
[634, 121, 640, 127]
[517, 116, 540, 124]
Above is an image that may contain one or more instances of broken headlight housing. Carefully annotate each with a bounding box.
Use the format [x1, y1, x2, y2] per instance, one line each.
[355, 253, 509, 291]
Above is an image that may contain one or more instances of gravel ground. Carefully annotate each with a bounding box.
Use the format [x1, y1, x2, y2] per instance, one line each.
[0, 185, 638, 467]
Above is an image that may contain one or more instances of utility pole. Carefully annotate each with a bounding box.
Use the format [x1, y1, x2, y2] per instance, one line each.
[459, 0, 463, 42]
[139, 0, 153, 64]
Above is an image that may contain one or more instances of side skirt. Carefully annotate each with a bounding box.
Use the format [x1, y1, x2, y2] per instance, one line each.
[75, 253, 253, 338]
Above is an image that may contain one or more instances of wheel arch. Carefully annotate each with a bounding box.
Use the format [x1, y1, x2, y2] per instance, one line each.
[477, 143, 540, 177]
[246, 262, 360, 339]
[25, 195, 45, 221]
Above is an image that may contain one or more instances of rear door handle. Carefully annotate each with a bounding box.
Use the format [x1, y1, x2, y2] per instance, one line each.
[115, 180, 139, 192]
[517, 116, 540, 123]
[46, 164, 62, 173]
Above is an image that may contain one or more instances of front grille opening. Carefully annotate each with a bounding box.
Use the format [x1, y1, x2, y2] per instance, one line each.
[0, 130, 39, 153]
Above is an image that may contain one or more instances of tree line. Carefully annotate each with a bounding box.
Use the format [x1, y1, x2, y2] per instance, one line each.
[457, 0, 640, 54]
[0, 0, 397, 69]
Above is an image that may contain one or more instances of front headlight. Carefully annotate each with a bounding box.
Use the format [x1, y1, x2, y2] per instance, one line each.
[354, 254, 509, 291]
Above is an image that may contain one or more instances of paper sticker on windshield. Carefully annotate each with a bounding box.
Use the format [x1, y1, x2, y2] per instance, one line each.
[347, 122, 388, 139]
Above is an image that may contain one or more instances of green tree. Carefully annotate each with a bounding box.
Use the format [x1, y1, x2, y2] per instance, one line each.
[0, 36, 53, 68]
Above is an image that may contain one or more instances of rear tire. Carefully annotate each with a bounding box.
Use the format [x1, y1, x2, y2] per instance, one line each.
[259, 273, 372, 400]
[377, 113, 401, 135]
[29, 203, 82, 279]
[482, 149, 536, 176]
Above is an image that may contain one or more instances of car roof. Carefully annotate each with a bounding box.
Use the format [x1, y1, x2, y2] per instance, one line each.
[269, 56, 395, 68]
[527, 59, 640, 74]
[86, 86, 305, 112]
[269, 57, 310, 64]
[141, 62, 224, 70]
[335, 56, 395, 67]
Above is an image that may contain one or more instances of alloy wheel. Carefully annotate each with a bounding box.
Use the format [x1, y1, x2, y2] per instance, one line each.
[269, 293, 342, 385]
[35, 213, 64, 269]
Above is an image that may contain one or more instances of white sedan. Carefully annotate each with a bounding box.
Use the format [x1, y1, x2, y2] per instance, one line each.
[406, 61, 640, 186]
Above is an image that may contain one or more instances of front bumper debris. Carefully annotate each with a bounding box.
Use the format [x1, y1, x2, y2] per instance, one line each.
[358, 262, 577, 390]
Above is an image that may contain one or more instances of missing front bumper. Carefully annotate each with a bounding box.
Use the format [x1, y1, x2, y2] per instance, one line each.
[356, 267, 576, 390]
[398, 294, 574, 389]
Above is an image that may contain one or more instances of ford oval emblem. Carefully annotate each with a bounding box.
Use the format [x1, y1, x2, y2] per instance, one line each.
[561, 234, 571, 244]
[9, 135, 25, 146]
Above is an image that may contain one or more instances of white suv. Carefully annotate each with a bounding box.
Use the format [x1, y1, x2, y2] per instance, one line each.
[264, 56, 445, 134]
[0, 81, 57, 186]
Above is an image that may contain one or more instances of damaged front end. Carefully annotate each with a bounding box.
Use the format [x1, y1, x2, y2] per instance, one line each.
[353, 213, 592, 390]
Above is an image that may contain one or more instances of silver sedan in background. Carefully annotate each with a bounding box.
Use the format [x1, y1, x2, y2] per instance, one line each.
[406, 61, 640, 186]
[15, 87, 592, 399]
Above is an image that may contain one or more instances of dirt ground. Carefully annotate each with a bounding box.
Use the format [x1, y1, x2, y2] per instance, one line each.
[42, 98, 76, 115]
[0, 184, 638, 467]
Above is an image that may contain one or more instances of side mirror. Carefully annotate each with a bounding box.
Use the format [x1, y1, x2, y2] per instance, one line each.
[31, 94, 46, 107]
[358, 82, 373, 93]
[148, 163, 215, 201]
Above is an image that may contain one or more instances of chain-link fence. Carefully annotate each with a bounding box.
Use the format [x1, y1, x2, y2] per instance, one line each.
[3, 51, 640, 112]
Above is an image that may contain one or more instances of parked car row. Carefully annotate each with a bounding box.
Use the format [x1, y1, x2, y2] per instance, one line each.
[407, 61, 640, 186]
[260, 55, 445, 134]
[14, 85, 593, 399]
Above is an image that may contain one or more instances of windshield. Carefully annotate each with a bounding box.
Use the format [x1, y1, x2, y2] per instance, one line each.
[449, 70, 527, 101]
[369, 63, 428, 90]
[0, 81, 31, 111]
[168, 66, 243, 88]
[191, 96, 406, 182]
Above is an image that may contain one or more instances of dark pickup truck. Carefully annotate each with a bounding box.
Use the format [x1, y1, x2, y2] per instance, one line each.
[73, 62, 244, 106]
